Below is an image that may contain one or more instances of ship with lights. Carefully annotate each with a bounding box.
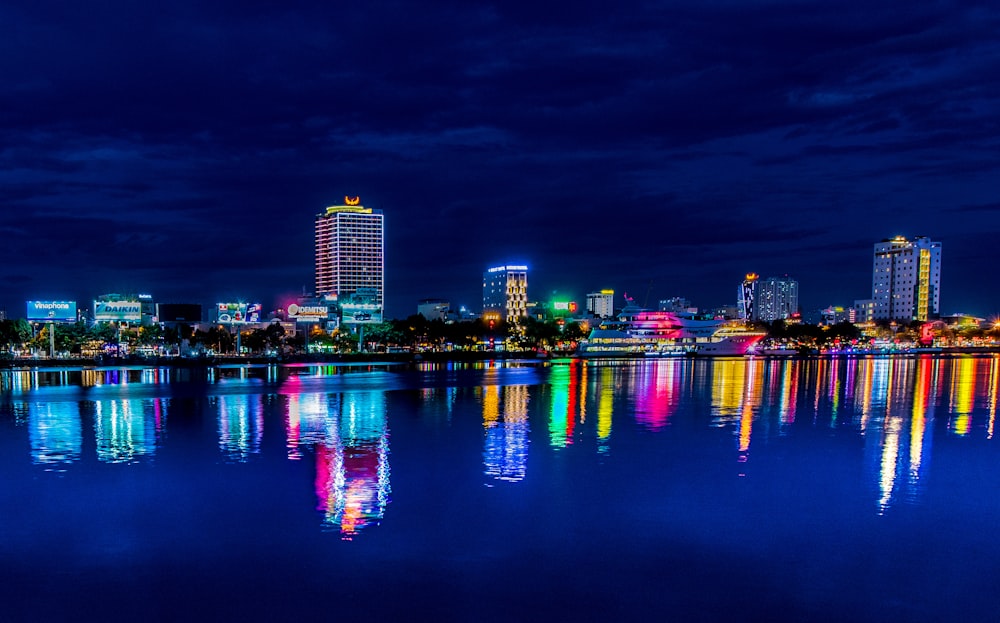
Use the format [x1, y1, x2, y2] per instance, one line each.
[579, 306, 766, 357]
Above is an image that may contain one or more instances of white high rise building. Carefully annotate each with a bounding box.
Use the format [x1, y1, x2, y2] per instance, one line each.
[872, 236, 942, 321]
[314, 198, 384, 312]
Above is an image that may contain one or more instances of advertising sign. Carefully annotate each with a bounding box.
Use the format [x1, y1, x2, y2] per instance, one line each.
[26, 301, 77, 322]
[340, 289, 381, 326]
[286, 304, 330, 322]
[216, 303, 262, 324]
[341, 304, 382, 325]
[94, 300, 141, 322]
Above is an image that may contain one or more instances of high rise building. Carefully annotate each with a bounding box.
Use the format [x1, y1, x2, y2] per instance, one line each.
[586, 290, 615, 318]
[315, 198, 384, 312]
[483, 265, 528, 322]
[872, 236, 941, 321]
[738, 273, 758, 320]
[756, 276, 799, 322]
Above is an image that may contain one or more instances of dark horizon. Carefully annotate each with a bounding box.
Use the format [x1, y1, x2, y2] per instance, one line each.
[3, 1, 999, 319]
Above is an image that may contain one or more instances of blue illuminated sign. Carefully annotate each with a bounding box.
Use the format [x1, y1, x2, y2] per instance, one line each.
[26, 301, 78, 322]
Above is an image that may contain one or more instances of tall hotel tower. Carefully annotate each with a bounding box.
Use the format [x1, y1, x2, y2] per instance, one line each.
[315, 198, 384, 312]
[872, 236, 941, 321]
[483, 265, 528, 322]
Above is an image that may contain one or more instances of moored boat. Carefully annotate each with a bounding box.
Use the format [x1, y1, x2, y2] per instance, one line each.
[578, 308, 766, 357]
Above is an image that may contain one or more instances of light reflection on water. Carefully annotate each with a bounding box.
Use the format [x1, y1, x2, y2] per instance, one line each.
[5, 356, 1000, 620]
[2, 355, 1000, 525]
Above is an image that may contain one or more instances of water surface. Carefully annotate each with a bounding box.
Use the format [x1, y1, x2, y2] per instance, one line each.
[2, 357, 999, 621]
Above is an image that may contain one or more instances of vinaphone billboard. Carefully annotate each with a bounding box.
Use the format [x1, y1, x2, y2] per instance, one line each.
[26, 301, 77, 322]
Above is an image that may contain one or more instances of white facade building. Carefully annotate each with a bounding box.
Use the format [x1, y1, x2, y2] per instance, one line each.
[586, 290, 615, 318]
[314, 199, 384, 311]
[872, 236, 942, 321]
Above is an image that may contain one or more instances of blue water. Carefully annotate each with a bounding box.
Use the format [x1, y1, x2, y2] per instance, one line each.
[2, 357, 999, 622]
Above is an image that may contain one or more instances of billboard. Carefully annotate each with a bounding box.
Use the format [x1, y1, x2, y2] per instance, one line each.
[286, 303, 330, 322]
[26, 301, 77, 322]
[94, 300, 142, 322]
[341, 304, 382, 325]
[216, 303, 262, 324]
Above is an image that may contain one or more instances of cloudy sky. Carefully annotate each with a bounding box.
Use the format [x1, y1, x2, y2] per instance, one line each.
[2, 0, 998, 319]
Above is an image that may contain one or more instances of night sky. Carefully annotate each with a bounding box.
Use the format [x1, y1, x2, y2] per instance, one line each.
[2, 1, 999, 319]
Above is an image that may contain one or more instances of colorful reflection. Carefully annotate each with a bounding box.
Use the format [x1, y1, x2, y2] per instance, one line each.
[632, 360, 683, 431]
[5, 355, 1000, 524]
[778, 359, 798, 427]
[710, 359, 764, 466]
[313, 392, 391, 539]
[93, 399, 159, 463]
[549, 364, 572, 448]
[595, 367, 615, 454]
[1, 369, 36, 393]
[483, 385, 530, 482]
[217, 394, 265, 462]
[864, 357, 937, 513]
[948, 357, 977, 436]
[284, 391, 335, 460]
[29, 401, 82, 467]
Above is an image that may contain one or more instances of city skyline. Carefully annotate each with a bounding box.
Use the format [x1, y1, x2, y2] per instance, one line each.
[2, 2, 999, 318]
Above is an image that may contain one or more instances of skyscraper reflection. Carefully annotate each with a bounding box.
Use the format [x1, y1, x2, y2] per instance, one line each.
[710, 359, 764, 466]
[866, 357, 936, 513]
[483, 385, 530, 482]
[948, 357, 977, 436]
[777, 359, 798, 427]
[312, 392, 391, 539]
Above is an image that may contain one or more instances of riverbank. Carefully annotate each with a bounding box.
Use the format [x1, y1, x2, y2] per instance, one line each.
[0, 350, 562, 369]
[4, 346, 1000, 369]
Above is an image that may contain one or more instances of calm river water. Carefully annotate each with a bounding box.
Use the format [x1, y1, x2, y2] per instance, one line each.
[2, 356, 999, 621]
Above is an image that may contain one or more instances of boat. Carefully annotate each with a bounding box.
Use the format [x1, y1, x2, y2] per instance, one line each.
[578, 307, 767, 357]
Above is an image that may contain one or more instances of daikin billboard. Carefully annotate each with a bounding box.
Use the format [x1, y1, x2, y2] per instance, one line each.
[94, 300, 141, 322]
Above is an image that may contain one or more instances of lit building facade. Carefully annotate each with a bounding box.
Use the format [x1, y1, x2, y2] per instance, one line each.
[659, 297, 696, 314]
[821, 305, 853, 325]
[315, 198, 384, 311]
[586, 290, 615, 318]
[483, 265, 528, 322]
[738, 273, 758, 321]
[872, 236, 942, 321]
[853, 299, 875, 324]
[756, 276, 799, 322]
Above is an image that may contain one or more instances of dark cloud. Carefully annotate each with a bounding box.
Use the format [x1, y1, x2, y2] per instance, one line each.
[2, 0, 999, 317]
